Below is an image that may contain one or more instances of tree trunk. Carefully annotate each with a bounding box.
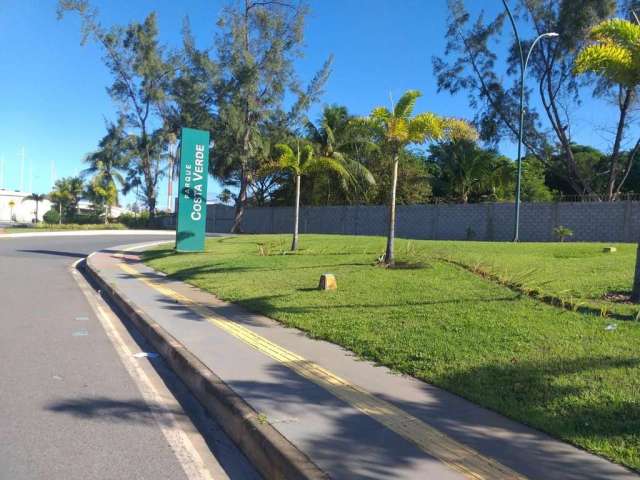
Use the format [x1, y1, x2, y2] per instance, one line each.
[606, 88, 633, 201]
[148, 196, 156, 221]
[59, 203, 62, 225]
[35, 202, 39, 223]
[291, 174, 301, 251]
[384, 154, 399, 266]
[232, 169, 249, 233]
[105, 204, 111, 224]
[632, 242, 640, 303]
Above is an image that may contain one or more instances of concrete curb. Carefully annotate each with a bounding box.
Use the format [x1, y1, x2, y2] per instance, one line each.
[84, 252, 329, 480]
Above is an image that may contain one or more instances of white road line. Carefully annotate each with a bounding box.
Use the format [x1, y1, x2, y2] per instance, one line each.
[70, 259, 215, 480]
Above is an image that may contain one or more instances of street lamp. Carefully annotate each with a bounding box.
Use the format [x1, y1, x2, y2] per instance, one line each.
[502, 0, 558, 242]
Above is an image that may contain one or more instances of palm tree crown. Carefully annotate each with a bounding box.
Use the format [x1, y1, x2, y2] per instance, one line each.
[575, 18, 640, 87]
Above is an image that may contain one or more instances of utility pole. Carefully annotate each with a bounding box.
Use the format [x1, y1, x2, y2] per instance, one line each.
[502, 0, 558, 242]
[0, 155, 4, 189]
[29, 158, 33, 193]
[20, 147, 25, 192]
[50, 160, 57, 186]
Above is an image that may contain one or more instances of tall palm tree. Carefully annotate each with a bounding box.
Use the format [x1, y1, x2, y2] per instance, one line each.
[575, 17, 640, 301]
[23, 193, 47, 222]
[267, 142, 351, 251]
[360, 90, 477, 265]
[82, 119, 130, 221]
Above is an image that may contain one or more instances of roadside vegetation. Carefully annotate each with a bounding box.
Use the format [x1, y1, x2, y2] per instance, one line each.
[144, 234, 640, 471]
[4, 223, 127, 233]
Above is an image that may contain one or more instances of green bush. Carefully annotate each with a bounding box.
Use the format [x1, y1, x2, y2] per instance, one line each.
[32, 223, 127, 231]
[119, 211, 151, 229]
[43, 209, 60, 224]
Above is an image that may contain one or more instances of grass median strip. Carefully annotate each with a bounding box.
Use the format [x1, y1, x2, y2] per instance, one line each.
[143, 234, 640, 472]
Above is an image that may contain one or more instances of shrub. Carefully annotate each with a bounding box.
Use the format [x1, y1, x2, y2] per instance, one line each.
[119, 211, 151, 229]
[553, 225, 574, 242]
[43, 209, 60, 224]
[33, 223, 126, 230]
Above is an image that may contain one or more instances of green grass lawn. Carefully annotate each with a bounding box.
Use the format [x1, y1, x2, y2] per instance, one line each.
[143, 234, 640, 471]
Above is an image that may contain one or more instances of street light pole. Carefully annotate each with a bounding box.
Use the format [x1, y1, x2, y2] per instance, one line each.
[502, 0, 558, 242]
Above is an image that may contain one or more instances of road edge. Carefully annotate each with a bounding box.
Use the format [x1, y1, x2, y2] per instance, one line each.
[84, 250, 329, 480]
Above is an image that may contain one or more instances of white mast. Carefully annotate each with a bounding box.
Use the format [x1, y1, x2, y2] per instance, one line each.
[20, 147, 25, 192]
[50, 160, 57, 186]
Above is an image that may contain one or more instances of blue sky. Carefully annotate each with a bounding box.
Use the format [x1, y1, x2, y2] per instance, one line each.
[0, 0, 629, 207]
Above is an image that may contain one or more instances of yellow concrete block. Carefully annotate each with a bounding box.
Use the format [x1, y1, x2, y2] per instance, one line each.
[319, 273, 337, 290]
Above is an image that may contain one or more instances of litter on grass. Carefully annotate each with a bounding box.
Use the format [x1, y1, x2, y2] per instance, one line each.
[605, 324, 618, 331]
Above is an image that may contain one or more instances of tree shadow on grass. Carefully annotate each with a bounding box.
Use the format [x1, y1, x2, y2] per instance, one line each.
[391, 355, 640, 477]
[220, 358, 639, 479]
[153, 262, 375, 281]
[235, 293, 520, 318]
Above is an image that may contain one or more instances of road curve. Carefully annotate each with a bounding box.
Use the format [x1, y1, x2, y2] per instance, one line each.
[0, 234, 258, 480]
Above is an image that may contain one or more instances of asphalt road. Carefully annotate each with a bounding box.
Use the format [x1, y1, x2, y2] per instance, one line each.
[0, 234, 259, 480]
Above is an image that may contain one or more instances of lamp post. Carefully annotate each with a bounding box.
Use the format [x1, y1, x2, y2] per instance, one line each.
[502, 0, 558, 242]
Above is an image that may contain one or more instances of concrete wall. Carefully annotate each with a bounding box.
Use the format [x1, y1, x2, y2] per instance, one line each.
[193, 201, 640, 243]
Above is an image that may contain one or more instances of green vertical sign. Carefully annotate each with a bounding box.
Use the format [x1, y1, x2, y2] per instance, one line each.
[176, 127, 210, 252]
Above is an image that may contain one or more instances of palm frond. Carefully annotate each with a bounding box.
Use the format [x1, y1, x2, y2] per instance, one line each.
[393, 90, 422, 118]
[370, 107, 392, 124]
[302, 156, 351, 180]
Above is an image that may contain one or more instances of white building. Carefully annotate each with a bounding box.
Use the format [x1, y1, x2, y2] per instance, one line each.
[0, 189, 53, 223]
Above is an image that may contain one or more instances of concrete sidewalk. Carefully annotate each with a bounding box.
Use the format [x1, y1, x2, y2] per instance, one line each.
[87, 243, 638, 480]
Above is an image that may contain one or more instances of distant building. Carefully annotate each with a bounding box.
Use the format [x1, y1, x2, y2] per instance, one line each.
[76, 200, 127, 218]
[0, 189, 52, 223]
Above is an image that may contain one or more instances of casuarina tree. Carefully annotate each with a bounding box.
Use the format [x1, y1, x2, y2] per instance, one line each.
[211, 0, 331, 233]
[58, 1, 174, 219]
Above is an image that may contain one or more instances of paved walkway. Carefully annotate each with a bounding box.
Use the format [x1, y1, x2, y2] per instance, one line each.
[89, 243, 638, 480]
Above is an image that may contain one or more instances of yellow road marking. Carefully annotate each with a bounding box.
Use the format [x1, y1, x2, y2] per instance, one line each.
[118, 260, 525, 480]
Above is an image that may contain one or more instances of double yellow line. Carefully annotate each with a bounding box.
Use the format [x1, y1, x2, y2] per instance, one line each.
[119, 261, 524, 480]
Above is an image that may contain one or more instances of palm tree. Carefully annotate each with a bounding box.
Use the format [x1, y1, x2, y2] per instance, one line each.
[50, 177, 82, 223]
[360, 90, 477, 266]
[23, 193, 47, 223]
[82, 120, 130, 222]
[267, 142, 351, 251]
[307, 105, 376, 202]
[575, 17, 640, 301]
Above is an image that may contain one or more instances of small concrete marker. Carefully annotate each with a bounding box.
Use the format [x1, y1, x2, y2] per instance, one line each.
[318, 273, 337, 290]
[603, 246, 617, 253]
